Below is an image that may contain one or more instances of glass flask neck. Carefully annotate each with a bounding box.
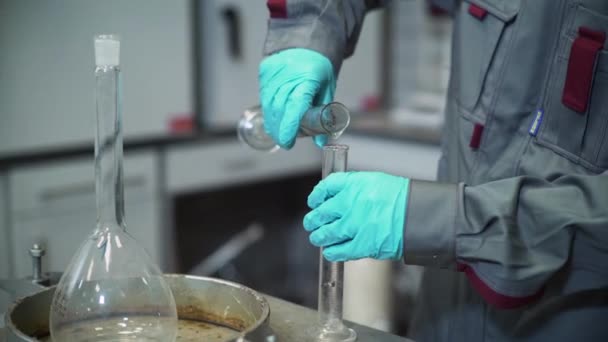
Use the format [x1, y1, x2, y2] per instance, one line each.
[95, 65, 125, 231]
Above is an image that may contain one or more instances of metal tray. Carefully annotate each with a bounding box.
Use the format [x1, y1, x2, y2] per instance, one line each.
[5, 274, 274, 341]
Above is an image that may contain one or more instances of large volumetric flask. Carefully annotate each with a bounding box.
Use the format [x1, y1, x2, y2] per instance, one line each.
[49, 35, 178, 341]
[237, 102, 351, 152]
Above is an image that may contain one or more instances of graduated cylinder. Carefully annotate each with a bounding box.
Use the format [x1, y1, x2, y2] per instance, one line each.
[314, 144, 357, 342]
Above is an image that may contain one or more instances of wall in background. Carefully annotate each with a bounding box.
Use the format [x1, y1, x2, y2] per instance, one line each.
[387, 0, 422, 110]
[335, 9, 383, 110]
[0, 0, 194, 154]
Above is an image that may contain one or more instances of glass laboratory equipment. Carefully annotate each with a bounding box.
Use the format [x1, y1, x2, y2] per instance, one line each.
[308, 145, 357, 342]
[237, 102, 351, 151]
[49, 35, 178, 341]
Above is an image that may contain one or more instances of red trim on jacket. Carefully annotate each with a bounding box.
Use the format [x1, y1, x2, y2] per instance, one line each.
[469, 123, 484, 149]
[457, 263, 544, 309]
[267, 0, 287, 18]
[562, 27, 606, 113]
[468, 3, 488, 20]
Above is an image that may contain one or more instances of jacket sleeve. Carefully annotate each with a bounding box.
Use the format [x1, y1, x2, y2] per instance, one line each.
[403, 173, 608, 308]
[263, 0, 385, 73]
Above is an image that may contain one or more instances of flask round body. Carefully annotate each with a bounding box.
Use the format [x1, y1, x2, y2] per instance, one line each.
[50, 224, 178, 341]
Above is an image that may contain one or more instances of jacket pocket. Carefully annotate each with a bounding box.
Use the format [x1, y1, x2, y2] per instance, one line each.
[537, 4, 608, 171]
[454, 0, 520, 114]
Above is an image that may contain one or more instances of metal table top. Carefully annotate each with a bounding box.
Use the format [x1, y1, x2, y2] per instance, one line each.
[1, 288, 412, 342]
[265, 295, 412, 342]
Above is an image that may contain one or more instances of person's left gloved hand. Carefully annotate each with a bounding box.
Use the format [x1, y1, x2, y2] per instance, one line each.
[303, 171, 410, 262]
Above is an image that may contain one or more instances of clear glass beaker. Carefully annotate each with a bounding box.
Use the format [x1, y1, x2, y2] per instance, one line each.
[237, 102, 351, 152]
[308, 145, 357, 342]
[49, 35, 178, 341]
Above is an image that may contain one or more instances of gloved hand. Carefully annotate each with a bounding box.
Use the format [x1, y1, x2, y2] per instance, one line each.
[259, 48, 336, 149]
[303, 172, 410, 262]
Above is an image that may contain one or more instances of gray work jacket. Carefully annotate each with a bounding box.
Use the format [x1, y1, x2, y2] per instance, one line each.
[264, 0, 608, 341]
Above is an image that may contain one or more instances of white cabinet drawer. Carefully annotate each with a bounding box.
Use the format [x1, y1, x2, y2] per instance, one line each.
[167, 139, 320, 193]
[8, 151, 162, 278]
[340, 135, 441, 181]
[10, 199, 161, 279]
[9, 152, 158, 218]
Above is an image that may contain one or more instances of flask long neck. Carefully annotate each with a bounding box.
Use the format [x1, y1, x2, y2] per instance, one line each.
[95, 65, 125, 229]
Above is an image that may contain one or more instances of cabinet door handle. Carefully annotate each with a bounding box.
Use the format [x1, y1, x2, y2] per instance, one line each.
[222, 158, 256, 171]
[39, 175, 146, 202]
[221, 5, 242, 60]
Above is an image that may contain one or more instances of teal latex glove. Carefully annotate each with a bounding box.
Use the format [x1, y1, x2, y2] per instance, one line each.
[303, 172, 410, 262]
[259, 48, 336, 149]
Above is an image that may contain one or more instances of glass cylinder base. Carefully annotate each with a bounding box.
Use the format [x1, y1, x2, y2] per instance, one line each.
[307, 320, 357, 342]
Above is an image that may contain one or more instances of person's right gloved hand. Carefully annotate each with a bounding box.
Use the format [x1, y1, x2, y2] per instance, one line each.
[259, 48, 336, 149]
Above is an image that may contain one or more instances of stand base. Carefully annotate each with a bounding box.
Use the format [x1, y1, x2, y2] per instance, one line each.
[307, 323, 357, 342]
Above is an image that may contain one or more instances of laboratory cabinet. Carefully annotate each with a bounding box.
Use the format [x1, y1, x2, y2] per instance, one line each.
[6, 151, 162, 279]
[166, 138, 322, 308]
[166, 138, 320, 194]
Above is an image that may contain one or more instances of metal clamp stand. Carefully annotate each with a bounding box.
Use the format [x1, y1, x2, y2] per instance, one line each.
[1, 244, 61, 303]
[29, 244, 49, 286]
